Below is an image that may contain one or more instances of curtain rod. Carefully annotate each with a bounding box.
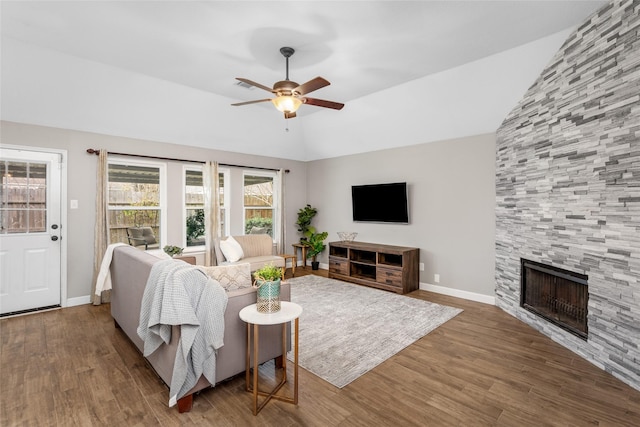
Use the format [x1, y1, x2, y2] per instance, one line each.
[86, 149, 290, 173]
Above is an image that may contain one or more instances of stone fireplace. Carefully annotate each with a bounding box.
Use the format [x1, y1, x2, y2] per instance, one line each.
[495, 0, 640, 392]
[520, 259, 588, 340]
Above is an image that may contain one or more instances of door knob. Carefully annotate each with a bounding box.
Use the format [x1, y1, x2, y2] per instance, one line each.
[51, 236, 59, 241]
[51, 224, 59, 229]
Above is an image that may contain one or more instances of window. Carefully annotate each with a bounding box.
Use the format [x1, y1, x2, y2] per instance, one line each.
[108, 160, 166, 248]
[243, 172, 274, 236]
[184, 167, 228, 247]
[0, 160, 46, 234]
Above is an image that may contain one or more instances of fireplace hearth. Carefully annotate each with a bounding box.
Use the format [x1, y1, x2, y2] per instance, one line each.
[520, 259, 588, 340]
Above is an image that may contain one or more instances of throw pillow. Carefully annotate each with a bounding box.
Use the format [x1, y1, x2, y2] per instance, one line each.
[198, 263, 252, 291]
[219, 236, 244, 262]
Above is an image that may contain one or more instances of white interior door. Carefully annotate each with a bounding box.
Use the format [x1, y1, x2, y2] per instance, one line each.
[0, 148, 62, 315]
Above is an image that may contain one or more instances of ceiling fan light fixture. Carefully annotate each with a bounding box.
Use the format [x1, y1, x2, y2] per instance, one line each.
[232, 46, 343, 118]
[272, 95, 302, 113]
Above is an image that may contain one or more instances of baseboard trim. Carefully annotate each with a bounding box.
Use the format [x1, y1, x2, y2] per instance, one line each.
[419, 283, 495, 305]
[66, 295, 91, 307]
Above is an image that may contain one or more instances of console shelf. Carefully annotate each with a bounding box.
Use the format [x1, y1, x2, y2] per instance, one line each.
[328, 241, 419, 294]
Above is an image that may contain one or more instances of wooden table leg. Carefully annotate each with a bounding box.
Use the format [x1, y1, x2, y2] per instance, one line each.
[281, 255, 296, 278]
[294, 317, 299, 404]
[292, 244, 308, 268]
[245, 323, 251, 392]
[252, 324, 259, 416]
[281, 322, 287, 382]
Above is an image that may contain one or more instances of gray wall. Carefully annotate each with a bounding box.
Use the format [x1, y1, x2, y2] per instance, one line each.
[307, 133, 496, 297]
[496, 0, 640, 391]
[1, 120, 308, 300]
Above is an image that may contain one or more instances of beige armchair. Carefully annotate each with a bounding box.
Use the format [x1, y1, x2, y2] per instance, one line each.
[126, 227, 160, 250]
[215, 234, 285, 274]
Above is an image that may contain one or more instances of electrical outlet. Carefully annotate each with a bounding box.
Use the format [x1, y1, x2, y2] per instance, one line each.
[419, 263, 424, 271]
[434, 274, 440, 283]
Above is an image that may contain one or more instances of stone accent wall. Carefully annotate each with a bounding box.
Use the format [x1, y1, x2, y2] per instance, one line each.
[495, 0, 639, 391]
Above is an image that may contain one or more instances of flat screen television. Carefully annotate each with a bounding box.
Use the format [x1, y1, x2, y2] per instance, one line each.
[352, 182, 409, 223]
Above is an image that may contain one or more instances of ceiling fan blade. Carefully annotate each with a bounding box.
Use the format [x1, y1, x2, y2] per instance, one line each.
[294, 77, 330, 96]
[303, 97, 345, 110]
[235, 78, 274, 93]
[231, 98, 272, 106]
[284, 111, 297, 119]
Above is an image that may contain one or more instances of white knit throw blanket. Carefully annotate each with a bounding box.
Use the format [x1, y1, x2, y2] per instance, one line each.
[137, 259, 228, 407]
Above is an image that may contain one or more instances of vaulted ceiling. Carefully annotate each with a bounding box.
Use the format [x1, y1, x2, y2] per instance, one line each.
[1, 1, 607, 161]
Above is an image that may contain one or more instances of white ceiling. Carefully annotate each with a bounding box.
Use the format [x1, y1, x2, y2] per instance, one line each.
[1, 1, 607, 160]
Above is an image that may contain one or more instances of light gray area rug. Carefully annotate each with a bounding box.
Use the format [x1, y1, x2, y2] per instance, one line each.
[286, 275, 463, 388]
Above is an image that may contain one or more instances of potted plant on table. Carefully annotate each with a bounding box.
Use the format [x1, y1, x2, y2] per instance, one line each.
[253, 263, 283, 313]
[304, 227, 329, 270]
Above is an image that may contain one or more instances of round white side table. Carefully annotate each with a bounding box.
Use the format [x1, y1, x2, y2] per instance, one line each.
[239, 301, 303, 415]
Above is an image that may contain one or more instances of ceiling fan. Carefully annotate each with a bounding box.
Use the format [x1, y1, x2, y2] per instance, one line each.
[231, 47, 344, 119]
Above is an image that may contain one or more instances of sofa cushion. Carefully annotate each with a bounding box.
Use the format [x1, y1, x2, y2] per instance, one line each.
[242, 255, 285, 272]
[233, 234, 274, 258]
[197, 263, 252, 291]
[219, 236, 244, 262]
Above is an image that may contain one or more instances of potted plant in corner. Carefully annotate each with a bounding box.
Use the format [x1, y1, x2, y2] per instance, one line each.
[304, 227, 329, 270]
[253, 263, 282, 313]
[296, 204, 317, 243]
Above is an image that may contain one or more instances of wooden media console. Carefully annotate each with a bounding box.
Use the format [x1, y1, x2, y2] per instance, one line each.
[328, 241, 419, 294]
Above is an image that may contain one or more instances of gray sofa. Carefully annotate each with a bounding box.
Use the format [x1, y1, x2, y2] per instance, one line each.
[109, 245, 290, 412]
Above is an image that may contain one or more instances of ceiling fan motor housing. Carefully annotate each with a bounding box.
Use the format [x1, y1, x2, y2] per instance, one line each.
[273, 80, 299, 96]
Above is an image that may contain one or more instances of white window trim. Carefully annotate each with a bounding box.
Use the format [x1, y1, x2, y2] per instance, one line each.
[183, 165, 203, 250]
[108, 157, 167, 248]
[220, 168, 230, 237]
[242, 170, 276, 238]
[182, 165, 230, 251]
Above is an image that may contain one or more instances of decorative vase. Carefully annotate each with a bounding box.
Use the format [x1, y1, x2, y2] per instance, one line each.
[255, 279, 281, 313]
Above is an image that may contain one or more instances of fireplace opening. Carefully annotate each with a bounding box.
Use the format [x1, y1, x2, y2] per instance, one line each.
[520, 259, 588, 340]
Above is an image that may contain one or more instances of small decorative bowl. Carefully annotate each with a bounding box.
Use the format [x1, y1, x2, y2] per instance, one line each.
[337, 232, 358, 242]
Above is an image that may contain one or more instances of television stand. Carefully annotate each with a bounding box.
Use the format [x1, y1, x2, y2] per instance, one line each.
[328, 241, 419, 294]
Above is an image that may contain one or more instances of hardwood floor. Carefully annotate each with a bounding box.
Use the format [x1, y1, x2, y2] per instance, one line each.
[1, 267, 639, 426]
